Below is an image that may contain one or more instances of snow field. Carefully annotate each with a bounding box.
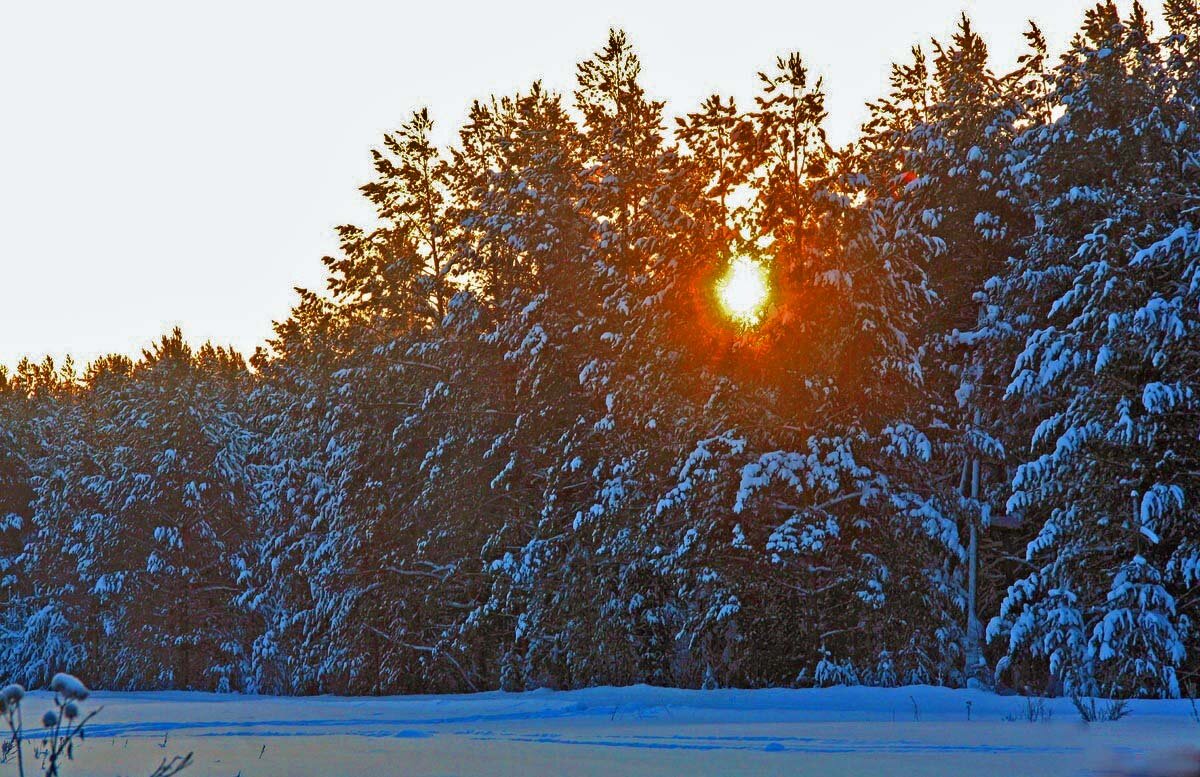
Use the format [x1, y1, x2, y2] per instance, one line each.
[16, 684, 1200, 776]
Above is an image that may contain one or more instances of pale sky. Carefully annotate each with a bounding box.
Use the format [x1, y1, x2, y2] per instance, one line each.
[0, 1, 1165, 369]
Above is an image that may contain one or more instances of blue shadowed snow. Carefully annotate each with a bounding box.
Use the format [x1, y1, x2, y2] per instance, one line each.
[22, 684, 1200, 776]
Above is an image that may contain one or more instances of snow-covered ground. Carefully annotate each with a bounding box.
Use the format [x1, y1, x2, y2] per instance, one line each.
[14, 685, 1200, 776]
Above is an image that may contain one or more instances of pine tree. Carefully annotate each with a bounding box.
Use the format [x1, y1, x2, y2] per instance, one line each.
[988, 2, 1200, 698]
[63, 333, 256, 690]
[0, 359, 90, 686]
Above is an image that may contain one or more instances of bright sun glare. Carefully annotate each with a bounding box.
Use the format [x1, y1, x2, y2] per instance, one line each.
[716, 256, 770, 327]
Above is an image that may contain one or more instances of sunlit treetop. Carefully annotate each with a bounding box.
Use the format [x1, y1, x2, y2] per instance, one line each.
[716, 255, 771, 328]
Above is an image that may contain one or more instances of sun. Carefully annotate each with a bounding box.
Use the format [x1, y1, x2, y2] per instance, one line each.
[716, 255, 770, 327]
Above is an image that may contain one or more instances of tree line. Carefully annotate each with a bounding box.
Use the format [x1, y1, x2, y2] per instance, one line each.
[1, 1, 1198, 699]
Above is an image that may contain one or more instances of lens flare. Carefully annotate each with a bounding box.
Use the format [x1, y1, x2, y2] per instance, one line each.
[716, 256, 770, 327]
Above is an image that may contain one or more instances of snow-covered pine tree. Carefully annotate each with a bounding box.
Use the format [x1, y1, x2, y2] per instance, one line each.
[988, 2, 1200, 698]
[875, 16, 1048, 684]
[446, 81, 596, 690]
[0, 358, 90, 686]
[481, 30, 677, 689]
[0, 368, 34, 610]
[650, 50, 962, 688]
[241, 291, 358, 694]
[66, 335, 256, 690]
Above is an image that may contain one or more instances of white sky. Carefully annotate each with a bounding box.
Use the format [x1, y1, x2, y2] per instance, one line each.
[0, 1, 1164, 369]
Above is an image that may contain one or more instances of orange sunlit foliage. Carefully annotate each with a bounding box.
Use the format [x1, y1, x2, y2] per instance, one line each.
[890, 170, 919, 200]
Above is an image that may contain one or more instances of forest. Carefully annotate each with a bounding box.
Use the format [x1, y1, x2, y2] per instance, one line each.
[0, 1, 1197, 701]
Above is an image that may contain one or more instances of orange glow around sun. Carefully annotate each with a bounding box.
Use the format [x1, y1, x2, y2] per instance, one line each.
[716, 255, 770, 327]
